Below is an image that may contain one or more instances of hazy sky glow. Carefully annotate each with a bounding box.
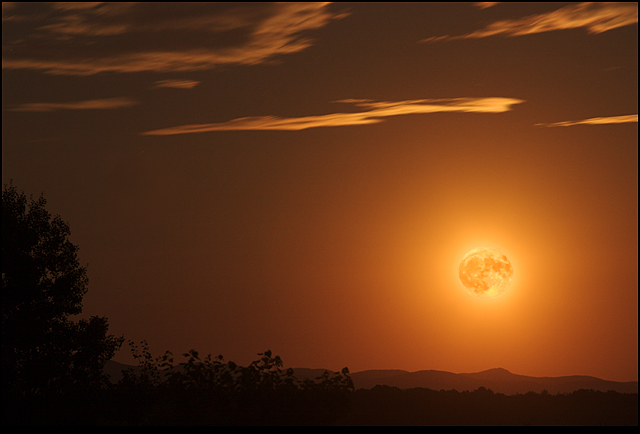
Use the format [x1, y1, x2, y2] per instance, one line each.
[2, 2, 637, 382]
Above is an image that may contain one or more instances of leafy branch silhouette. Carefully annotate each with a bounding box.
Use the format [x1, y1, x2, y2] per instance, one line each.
[115, 342, 354, 425]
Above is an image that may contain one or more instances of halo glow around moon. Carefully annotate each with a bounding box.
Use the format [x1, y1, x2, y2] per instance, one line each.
[459, 247, 513, 300]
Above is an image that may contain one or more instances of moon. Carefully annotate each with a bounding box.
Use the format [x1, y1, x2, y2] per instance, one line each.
[459, 247, 513, 300]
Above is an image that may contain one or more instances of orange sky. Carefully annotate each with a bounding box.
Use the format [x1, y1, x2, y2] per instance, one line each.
[2, 3, 637, 382]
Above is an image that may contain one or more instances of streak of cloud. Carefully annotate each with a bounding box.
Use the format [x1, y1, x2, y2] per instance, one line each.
[536, 114, 638, 127]
[153, 79, 201, 89]
[474, 3, 499, 10]
[2, 3, 344, 75]
[421, 2, 638, 42]
[141, 97, 525, 135]
[8, 97, 138, 112]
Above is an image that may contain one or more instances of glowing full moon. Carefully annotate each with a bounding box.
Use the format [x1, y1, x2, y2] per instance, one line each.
[459, 247, 513, 300]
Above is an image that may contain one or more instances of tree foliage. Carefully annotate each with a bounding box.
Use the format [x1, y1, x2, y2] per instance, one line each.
[113, 343, 355, 425]
[2, 181, 123, 400]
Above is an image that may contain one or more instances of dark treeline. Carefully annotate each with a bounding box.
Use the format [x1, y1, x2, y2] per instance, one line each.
[3, 343, 355, 425]
[337, 385, 638, 426]
[4, 347, 637, 426]
[4, 341, 638, 426]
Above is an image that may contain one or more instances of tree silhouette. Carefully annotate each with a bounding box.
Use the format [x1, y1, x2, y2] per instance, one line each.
[2, 181, 123, 401]
[114, 344, 355, 425]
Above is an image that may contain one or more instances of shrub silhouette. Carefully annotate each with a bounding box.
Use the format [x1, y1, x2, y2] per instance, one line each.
[113, 343, 354, 425]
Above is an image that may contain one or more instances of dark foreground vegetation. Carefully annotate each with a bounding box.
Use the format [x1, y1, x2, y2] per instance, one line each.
[3, 344, 638, 425]
[3, 345, 356, 426]
[338, 385, 638, 426]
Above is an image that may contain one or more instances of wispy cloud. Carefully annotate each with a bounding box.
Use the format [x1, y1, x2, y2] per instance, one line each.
[421, 2, 638, 42]
[474, 3, 499, 10]
[8, 97, 138, 112]
[2, 3, 344, 75]
[153, 79, 201, 89]
[141, 97, 525, 135]
[536, 114, 638, 127]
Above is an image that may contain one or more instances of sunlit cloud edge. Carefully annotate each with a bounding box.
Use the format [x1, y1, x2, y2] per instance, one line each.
[535, 114, 638, 127]
[8, 97, 139, 112]
[1, 3, 342, 76]
[141, 97, 525, 136]
[153, 79, 201, 89]
[421, 2, 638, 43]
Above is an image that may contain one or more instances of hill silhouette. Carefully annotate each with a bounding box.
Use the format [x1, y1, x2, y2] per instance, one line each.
[348, 367, 638, 395]
[99, 361, 636, 425]
[105, 361, 637, 395]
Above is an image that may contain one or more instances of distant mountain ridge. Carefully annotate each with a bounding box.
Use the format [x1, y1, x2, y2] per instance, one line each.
[346, 367, 638, 395]
[104, 361, 637, 395]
